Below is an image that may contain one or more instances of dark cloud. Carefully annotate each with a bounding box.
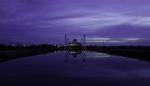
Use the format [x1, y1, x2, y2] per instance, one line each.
[0, 0, 150, 45]
[94, 24, 150, 38]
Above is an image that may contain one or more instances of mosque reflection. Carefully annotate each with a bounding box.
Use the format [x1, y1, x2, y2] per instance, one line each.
[62, 34, 110, 61]
[55, 50, 111, 63]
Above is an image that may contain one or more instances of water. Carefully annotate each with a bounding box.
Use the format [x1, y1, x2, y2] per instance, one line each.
[0, 51, 150, 86]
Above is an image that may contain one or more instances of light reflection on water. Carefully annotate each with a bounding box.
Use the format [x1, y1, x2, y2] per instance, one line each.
[0, 51, 150, 86]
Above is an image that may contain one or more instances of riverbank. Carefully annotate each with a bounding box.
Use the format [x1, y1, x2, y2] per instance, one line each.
[87, 46, 150, 61]
[1, 45, 150, 62]
[0, 49, 54, 62]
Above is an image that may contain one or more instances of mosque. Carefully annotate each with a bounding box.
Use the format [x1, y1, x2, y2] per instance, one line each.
[64, 35, 85, 47]
[69, 39, 81, 47]
[64, 35, 85, 50]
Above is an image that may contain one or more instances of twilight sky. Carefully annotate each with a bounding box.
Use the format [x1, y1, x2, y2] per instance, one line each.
[0, 0, 150, 45]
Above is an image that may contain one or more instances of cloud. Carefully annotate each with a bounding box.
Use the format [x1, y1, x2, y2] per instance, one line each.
[1, 0, 150, 30]
[0, 0, 150, 44]
[50, 12, 150, 30]
[86, 37, 145, 43]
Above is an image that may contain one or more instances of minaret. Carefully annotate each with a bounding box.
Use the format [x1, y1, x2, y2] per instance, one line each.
[83, 35, 86, 45]
[65, 34, 67, 45]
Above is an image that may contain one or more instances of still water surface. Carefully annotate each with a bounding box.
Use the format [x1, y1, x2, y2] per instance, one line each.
[0, 51, 150, 86]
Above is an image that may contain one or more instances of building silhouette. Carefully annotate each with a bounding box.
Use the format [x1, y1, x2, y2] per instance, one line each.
[69, 39, 81, 47]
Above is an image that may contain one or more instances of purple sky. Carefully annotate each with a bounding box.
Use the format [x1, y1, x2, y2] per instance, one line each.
[0, 0, 150, 45]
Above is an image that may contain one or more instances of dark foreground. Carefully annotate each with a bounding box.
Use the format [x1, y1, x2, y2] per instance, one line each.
[0, 51, 150, 86]
[0, 45, 150, 86]
[1, 77, 149, 86]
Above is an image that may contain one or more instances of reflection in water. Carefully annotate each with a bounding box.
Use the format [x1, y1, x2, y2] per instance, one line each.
[85, 52, 111, 58]
[62, 50, 111, 63]
[0, 49, 110, 63]
[63, 50, 111, 58]
[63, 50, 86, 63]
[0, 51, 150, 86]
